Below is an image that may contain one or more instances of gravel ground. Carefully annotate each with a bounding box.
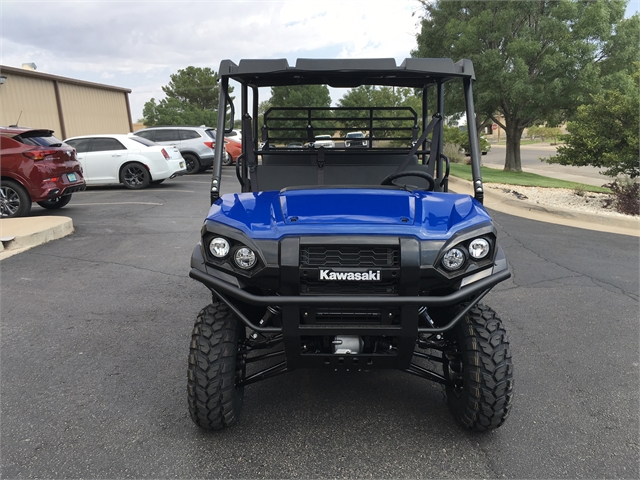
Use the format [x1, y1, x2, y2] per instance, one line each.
[484, 183, 636, 219]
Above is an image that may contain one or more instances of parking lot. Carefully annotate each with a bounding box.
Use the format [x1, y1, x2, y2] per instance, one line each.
[1, 171, 638, 478]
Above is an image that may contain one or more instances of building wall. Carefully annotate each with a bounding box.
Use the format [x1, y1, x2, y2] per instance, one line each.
[0, 73, 62, 134]
[58, 83, 131, 137]
[0, 65, 132, 140]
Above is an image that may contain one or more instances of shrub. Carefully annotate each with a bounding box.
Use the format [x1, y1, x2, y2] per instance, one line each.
[443, 143, 466, 164]
[602, 179, 640, 216]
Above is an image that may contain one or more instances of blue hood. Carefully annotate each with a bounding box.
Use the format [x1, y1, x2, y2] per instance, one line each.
[205, 188, 492, 240]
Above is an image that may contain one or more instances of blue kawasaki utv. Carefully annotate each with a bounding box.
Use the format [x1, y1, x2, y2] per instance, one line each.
[188, 58, 513, 432]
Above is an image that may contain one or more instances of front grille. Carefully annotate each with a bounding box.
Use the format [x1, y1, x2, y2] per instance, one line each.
[300, 245, 399, 267]
[301, 279, 398, 295]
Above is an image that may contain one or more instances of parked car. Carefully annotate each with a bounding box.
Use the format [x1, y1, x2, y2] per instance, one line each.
[463, 134, 491, 156]
[224, 129, 242, 143]
[133, 126, 217, 174]
[344, 131, 368, 148]
[64, 134, 186, 189]
[309, 134, 335, 148]
[208, 129, 242, 166]
[222, 138, 241, 166]
[0, 126, 86, 218]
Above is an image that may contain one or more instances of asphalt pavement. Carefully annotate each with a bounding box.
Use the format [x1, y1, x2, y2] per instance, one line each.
[1, 173, 637, 478]
[1, 146, 638, 260]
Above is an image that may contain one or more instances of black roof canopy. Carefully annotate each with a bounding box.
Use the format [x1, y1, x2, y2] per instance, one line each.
[218, 58, 475, 89]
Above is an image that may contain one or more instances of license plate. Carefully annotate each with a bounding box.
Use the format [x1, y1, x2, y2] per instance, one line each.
[180, 162, 185, 168]
[67, 173, 77, 182]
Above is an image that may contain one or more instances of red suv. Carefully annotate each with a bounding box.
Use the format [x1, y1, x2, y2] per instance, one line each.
[0, 127, 86, 218]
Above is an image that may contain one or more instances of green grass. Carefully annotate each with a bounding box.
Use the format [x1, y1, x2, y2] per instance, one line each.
[449, 163, 611, 193]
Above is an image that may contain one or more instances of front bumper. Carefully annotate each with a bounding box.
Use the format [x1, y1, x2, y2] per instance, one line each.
[189, 258, 510, 335]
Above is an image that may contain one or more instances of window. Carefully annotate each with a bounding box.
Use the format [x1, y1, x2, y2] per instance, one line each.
[179, 129, 201, 140]
[65, 138, 92, 153]
[90, 138, 126, 152]
[136, 130, 155, 141]
[15, 131, 64, 147]
[154, 129, 179, 142]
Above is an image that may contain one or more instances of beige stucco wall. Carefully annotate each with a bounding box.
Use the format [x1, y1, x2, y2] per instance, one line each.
[0, 73, 62, 135]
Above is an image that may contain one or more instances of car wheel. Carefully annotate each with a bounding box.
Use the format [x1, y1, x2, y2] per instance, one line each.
[183, 154, 201, 175]
[0, 179, 31, 218]
[443, 303, 513, 432]
[120, 163, 150, 189]
[222, 151, 233, 166]
[37, 194, 72, 210]
[188, 302, 246, 431]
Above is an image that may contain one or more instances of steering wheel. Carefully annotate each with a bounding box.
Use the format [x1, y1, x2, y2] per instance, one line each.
[380, 170, 436, 191]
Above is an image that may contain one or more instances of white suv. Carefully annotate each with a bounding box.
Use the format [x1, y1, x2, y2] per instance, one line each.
[310, 134, 335, 148]
[134, 126, 218, 174]
[345, 131, 368, 148]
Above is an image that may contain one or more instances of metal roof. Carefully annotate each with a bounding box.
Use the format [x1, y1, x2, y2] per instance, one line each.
[218, 58, 475, 88]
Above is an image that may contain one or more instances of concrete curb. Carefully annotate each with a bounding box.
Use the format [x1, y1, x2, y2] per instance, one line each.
[0, 216, 74, 260]
[448, 176, 640, 237]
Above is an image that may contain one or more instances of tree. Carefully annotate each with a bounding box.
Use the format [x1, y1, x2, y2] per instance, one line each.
[142, 66, 229, 127]
[265, 85, 331, 143]
[412, 0, 633, 172]
[545, 63, 639, 178]
[338, 86, 422, 145]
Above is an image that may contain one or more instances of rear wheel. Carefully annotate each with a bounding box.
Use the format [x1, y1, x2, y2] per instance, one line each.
[443, 303, 513, 431]
[120, 163, 150, 189]
[0, 179, 31, 218]
[183, 154, 200, 175]
[188, 303, 246, 430]
[222, 151, 232, 166]
[37, 194, 72, 210]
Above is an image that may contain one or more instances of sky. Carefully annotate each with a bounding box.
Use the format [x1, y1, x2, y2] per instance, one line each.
[1, 0, 638, 123]
[0, 0, 424, 121]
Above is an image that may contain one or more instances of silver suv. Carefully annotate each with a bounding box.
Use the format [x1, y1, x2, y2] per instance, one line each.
[134, 126, 218, 174]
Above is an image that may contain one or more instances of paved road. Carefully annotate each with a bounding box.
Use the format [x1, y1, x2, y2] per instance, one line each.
[483, 144, 611, 187]
[1, 172, 638, 478]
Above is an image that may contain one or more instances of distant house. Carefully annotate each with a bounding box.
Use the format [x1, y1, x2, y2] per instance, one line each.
[0, 64, 132, 139]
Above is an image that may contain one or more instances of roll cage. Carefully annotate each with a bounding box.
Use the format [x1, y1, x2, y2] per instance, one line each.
[210, 57, 484, 203]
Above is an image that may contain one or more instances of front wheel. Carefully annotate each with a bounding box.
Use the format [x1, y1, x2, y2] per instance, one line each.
[120, 163, 150, 189]
[187, 303, 246, 430]
[0, 179, 31, 218]
[222, 151, 233, 166]
[37, 194, 72, 210]
[443, 304, 513, 431]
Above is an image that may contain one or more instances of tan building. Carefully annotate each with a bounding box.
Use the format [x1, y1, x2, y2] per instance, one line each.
[0, 64, 132, 139]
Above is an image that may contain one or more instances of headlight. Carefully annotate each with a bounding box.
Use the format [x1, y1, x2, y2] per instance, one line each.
[468, 238, 490, 259]
[442, 248, 466, 271]
[234, 247, 257, 269]
[209, 237, 230, 258]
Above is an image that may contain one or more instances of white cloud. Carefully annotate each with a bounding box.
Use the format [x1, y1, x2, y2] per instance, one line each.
[1, 0, 423, 120]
